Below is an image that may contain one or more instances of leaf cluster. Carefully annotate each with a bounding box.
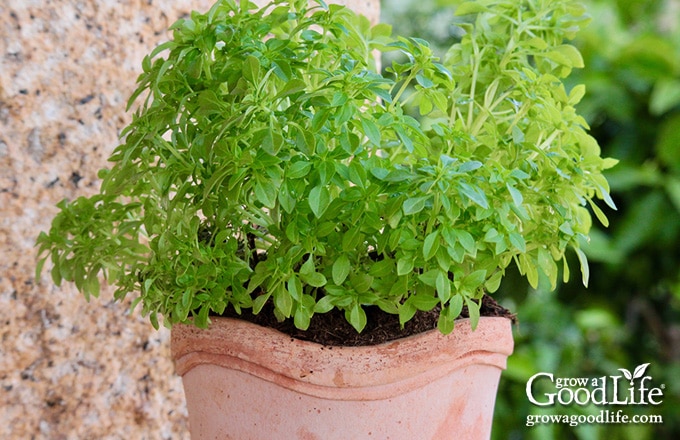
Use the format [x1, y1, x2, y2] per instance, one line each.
[37, 0, 615, 334]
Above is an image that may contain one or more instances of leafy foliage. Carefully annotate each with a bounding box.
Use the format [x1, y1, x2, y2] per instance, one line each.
[36, 0, 614, 333]
[382, 0, 678, 438]
[526, 0, 680, 437]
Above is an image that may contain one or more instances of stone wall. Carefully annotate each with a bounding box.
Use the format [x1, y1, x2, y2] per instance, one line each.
[0, 1, 378, 438]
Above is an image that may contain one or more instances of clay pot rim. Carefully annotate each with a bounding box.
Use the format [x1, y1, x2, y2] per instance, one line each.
[171, 316, 514, 400]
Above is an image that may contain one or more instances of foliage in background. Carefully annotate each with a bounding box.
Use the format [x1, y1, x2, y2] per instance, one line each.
[383, 0, 680, 438]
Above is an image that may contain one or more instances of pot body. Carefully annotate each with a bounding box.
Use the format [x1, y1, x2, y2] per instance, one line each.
[171, 316, 514, 440]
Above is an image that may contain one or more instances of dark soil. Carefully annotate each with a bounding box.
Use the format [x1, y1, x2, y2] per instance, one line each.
[218, 294, 516, 346]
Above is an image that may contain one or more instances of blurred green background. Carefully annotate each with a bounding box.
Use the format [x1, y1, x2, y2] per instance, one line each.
[381, 0, 680, 438]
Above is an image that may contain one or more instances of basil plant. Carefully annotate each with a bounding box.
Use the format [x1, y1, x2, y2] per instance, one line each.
[37, 0, 616, 334]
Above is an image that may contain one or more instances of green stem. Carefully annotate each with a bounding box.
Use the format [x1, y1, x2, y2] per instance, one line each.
[466, 38, 484, 131]
[390, 70, 417, 111]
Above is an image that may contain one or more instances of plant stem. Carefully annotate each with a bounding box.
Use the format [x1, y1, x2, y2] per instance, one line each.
[390, 70, 417, 111]
[466, 37, 483, 131]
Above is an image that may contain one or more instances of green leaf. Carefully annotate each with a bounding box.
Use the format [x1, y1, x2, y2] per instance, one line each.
[455, 2, 489, 16]
[254, 289, 273, 312]
[587, 198, 609, 227]
[255, 180, 277, 208]
[568, 84, 586, 105]
[309, 185, 330, 218]
[332, 255, 351, 285]
[506, 183, 523, 206]
[314, 295, 334, 313]
[287, 275, 303, 301]
[416, 72, 434, 88]
[650, 79, 680, 116]
[350, 273, 374, 294]
[300, 256, 315, 275]
[395, 126, 414, 152]
[573, 246, 590, 287]
[273, 285, 293, 318]
[484, 228, 502, 243]
[84, 275, 101, 299]
[436, 271, 452, 302]
[35, 253, 47, 283]
[512, 126, 525, 144]
[174, 300, 189, 322]
[438, 297, 462, 333]
[370, 167, 390, 180]
[312, 108, 330, 132]
[149, 311, 159, 330]
[294, 308, 311, 330]
[275, 78, 307, 100]
[454, 229, 476, 254]
[301, 29, 322, 41]
[403, 196, 429, 215]
[196, 305, 210, 328]
[519, 254, 539, 289]
[399, 301, 417, 327]
[295, 126, 315, 156]
[348, 161, 367, 189]
[348, 304, 368, 333]
[461, 270, 487, 293]
[411, 294, 439, 311]
[465, 297, 480, 330]
[341, 227, 362, 252]
[287, 161, 312, 179]
[331, 91, 349, 107]
[361, 118, 381, 146]
[285, 221, 299, 243]
[485, 271, 503, 293]
[278, 182, 296, 213]
[196, 90, 224, 115]
[437, 313, 454, 334]
[423, 231, 440, 261]
[242, 55, 261, 84]
[318, 161, 335, 185]
[562, 255, 571, 283]
[458, 182, 489, 209]
[301, 271, 327, 288]
[397, 256, 414, 276]
[508, 232, 526, 253]
[369, 259, 394, 277]
[417, 92, 433, 115]
[181, 288, 191, 308]
[555, 44, 584, 68]
[538, 247, 558, 290]
[418, 269, 439, 287]
[448, 294, 464, 319]
[458, 161, 483, 173]
[50, 258, 62, 287]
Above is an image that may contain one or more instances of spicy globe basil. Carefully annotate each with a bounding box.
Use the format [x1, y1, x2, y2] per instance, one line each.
[37, 0, 616, 334]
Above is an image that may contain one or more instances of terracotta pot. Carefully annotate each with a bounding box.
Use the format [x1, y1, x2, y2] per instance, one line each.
[171, 316, 514, 440]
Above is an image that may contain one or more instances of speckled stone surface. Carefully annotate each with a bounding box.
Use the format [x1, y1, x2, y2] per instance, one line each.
[0, 1, 378, 439]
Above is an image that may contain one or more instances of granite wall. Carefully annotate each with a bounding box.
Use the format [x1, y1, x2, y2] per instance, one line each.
[0, 1, 379, 438]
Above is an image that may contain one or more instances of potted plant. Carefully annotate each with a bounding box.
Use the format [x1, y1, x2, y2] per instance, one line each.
[36, 0, 616, 438]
